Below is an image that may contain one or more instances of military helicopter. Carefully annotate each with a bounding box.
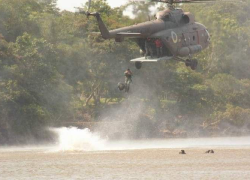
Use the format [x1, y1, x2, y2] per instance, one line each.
[79, 0, 213, 70]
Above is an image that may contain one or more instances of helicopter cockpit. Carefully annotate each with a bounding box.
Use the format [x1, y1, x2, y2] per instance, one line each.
[156, 8, 188, 23]
[156, 9, 171, 21]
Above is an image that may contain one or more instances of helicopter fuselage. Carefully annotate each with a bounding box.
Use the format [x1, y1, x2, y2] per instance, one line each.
[95, 8, 210, 58]
[90, 8, 210, 70]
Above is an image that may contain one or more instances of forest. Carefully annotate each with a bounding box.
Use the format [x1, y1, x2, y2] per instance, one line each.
[1, 0, 250, 144]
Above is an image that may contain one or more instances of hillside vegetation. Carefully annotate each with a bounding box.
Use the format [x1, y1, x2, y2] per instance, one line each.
[1, 0, 250, 143]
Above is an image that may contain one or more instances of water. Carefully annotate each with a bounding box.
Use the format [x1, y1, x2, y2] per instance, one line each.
[1, 127, 250, 180]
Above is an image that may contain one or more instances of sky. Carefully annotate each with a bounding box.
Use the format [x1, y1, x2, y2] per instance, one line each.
[57, 0, 129, 12]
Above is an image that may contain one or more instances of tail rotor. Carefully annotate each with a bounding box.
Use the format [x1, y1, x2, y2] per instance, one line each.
[75, 0, 92, 17]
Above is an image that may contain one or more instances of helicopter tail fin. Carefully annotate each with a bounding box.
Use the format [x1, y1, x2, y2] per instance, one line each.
[89, 13, 110, 39]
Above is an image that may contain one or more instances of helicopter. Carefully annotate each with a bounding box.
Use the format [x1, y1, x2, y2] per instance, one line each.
[79, 0, 213, 70]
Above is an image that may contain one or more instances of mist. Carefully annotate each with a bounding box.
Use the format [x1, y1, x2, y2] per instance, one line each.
[48, 127, 250, 152]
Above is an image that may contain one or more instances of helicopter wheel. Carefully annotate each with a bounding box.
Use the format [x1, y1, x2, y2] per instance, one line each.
[135, 61, 142, 69]
[190, 59, 198, 70]
[185, 59, 198, 70]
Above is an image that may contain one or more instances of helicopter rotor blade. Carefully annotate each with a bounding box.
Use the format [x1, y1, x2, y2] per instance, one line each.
[130, 0, 216, 4]
[174, 0, 216, 3]
[174, 0, 240, 4]
[75, 0, 92, 17]
[131, 0, 240, 3]
[154, 0, 216, 3]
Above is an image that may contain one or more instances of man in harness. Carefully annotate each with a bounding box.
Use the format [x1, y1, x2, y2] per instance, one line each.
[124, 68, 132, 92]
[145, 38, 154, 59]
[155, 38, 163, 58]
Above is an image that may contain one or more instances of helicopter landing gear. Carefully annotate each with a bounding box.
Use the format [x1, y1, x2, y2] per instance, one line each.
[135, 61, 142, 69]
[185, 59, 198, 70]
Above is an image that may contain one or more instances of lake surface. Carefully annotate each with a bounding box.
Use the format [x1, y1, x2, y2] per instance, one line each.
[1, 128, 250, 180]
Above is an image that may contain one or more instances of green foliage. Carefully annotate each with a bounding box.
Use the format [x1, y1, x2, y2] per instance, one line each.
[214, 104, 250, 128]
[0, 32, 73, 138]
[123, 1, 157, 22]
[1, 0, 250, 142]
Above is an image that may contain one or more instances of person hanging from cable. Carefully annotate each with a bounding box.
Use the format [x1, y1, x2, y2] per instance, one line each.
[124, 68, 132, 92]
[145, 38, 154, 59]
[155, 38, 163, 58]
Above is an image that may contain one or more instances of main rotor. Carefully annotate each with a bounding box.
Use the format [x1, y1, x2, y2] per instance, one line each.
[77, 0, 218, 16]
[131, 0, 216, 10]
[133, 0, 216, 5]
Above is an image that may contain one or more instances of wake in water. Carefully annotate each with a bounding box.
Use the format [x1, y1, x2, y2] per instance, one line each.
[51, 127, 107, 151]
[50, 127, 250, 152]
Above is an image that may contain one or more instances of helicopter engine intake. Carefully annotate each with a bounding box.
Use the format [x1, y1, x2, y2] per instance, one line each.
[180, 13, 195, 25]
[178, 45, 202, 57]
